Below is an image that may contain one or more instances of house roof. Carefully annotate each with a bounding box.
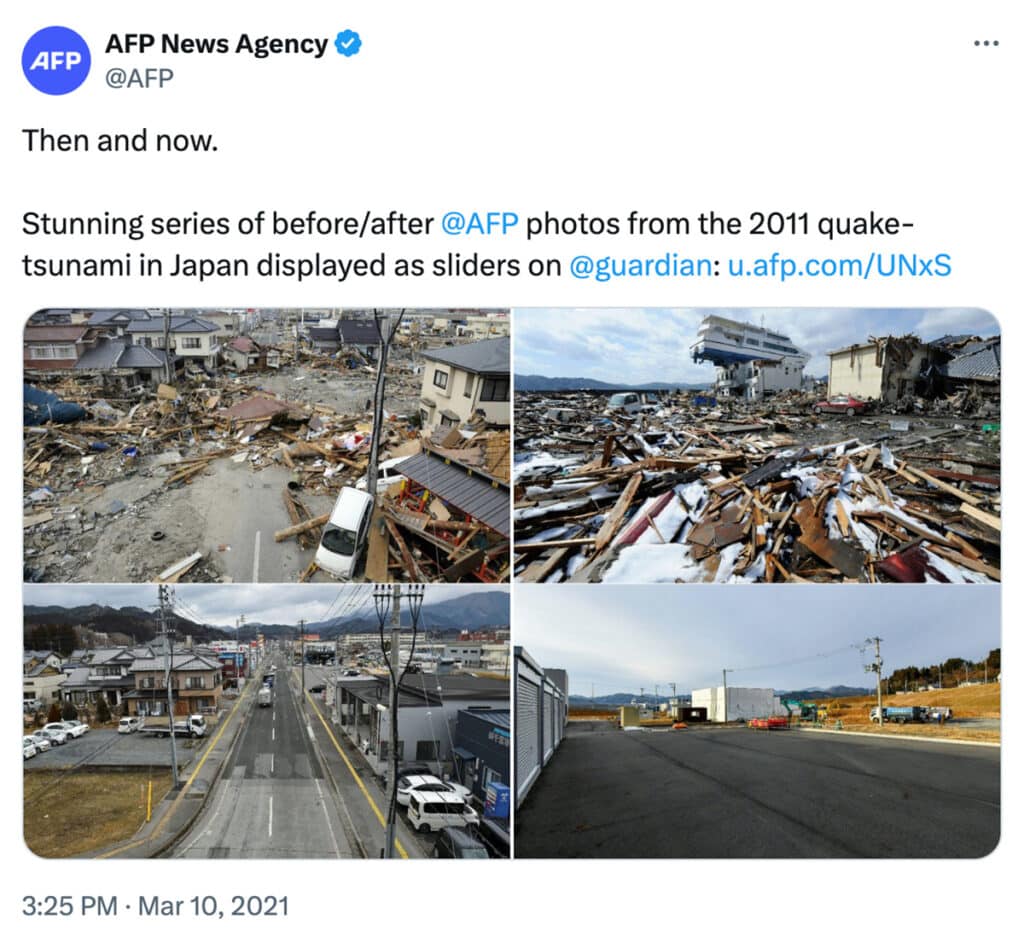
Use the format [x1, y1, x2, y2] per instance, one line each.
[942, 337, 1000, 382]
[422, 337, 510, 376]
[131, 654, 221, 672]
[227, 336, 259, 353]
[338, 319, 380, 345]
[86, 309, 152, 327]
[393, 449, 511, 536]
[305, 326, 341, 342]
[24, 326, 88, 343]
[74, 338, 164, 371]
[458, 708, 511, 728]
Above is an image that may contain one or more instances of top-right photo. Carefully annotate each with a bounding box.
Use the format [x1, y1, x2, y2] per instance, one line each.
[513, 308, 1000, 585]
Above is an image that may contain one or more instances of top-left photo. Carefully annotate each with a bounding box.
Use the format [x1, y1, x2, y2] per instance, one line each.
[23, 308, 511, 585]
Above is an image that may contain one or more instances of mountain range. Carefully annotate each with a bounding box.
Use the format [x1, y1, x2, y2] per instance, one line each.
[569, 685, 871, 706]
[516, 374, 707, 392]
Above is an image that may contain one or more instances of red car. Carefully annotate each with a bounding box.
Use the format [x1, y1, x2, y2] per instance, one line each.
[813, 394, 870, 416]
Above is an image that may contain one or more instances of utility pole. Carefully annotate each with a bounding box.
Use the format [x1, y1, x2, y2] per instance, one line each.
[366, 310, 403, 497]
[375, 583, 425, 860]
[865, 637, 884, 725]
[298, 620, 306, 698]
[722, 669, 733, 724]
[158, 585, 179, 787]
[162, 309, 172, 383]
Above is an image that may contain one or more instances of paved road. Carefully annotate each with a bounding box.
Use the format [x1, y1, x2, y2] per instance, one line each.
[190, 460, 333, 583]
[516, 722, 1000, 858]
[173, 663, 355, 858]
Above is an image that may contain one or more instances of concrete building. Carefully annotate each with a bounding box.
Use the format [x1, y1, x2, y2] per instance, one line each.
[332, 672, 509, 778]
[419, 336, 510, 429]
[827, 335, 936, 403]
[690, 685, 785, 723]
[514, 647, 567, 807]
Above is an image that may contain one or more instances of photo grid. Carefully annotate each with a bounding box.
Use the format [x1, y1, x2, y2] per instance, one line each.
[22, 306, 1000, 859]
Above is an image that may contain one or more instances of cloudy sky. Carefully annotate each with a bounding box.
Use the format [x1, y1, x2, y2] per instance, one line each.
[517, 585, 999, 696]
[513, 307, 999, 383]
[22, 584, 492, 629]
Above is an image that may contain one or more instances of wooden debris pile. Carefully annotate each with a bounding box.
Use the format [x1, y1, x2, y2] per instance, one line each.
[513, 391, 1000, 584]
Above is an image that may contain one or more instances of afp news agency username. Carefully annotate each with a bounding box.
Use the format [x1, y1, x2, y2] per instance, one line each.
[566, 251, 952, 282]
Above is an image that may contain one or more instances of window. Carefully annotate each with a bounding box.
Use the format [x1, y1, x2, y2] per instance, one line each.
[416, 740, 441, 761]
[463, 373, 474, 398]
[185, 676, 206, 690]
[433, 368, 449, 389]
[181, 337, 202, 350]
[479, 376, 509, 401]
[27, 344, 75, 359]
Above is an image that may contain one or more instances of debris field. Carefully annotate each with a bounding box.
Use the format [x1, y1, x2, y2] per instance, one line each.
[513, 390, 1000, 584]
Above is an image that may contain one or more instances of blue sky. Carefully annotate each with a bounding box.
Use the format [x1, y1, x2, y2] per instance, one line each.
[22, 584, 499, 629]
[513, 307, 1000, 383]
[517, 585, 999, 696]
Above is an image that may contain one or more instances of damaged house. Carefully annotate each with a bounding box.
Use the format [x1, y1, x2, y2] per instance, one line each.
[827, 335, 938, 404]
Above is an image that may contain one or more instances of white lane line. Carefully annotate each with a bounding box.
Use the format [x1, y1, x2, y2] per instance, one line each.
[313, 778, 343, 858]
[268, 795, 273, 838]
[272, 727, 276, 741]
[270, 752, 274, 774]
[252, 530, 261, 583]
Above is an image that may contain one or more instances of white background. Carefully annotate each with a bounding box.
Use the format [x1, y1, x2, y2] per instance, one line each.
[4, 1, 1017, 942]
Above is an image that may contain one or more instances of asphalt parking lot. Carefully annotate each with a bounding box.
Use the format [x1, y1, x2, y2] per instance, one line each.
[24, 726, 203, 770]
[515, 722, 1000, 858]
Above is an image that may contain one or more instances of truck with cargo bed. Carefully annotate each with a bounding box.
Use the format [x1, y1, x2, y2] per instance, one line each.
[139, 714, 207, 738]
[869, 706, 930, 724]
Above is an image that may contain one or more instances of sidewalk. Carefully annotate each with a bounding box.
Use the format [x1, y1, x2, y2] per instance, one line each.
[297, 677, 426, 859]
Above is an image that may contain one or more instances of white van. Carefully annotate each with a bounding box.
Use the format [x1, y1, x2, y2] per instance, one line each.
[118, 716, 142, 733]
[314, 487, 375, 580]
[407, 789, 481, 834]
[607, 392, 642, 413]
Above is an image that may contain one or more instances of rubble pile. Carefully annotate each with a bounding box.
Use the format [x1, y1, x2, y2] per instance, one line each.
[513, 391, 1000, 584]
[367, 426, 511, 584]
[23, 370, 421, 583]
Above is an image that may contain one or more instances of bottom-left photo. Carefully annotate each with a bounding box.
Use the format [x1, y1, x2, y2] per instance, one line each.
[22, 583, 511, 859]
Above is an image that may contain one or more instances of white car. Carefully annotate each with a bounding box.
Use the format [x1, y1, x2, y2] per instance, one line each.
[407, 789, 480, 833]
[42, 721, 87, 740]
[118, 717, 143, 734]
[26, 734, 52, 753]
[396, 774, 473, 808]
[314, 487, 375, 580]
[34, 727, 67, 746]
[63, 720, 90, 737]
[355, 458, 407, 494]
[23, 738, 38, 760]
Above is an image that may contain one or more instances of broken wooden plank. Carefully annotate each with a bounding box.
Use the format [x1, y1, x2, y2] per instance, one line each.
[592, 472, 644, 553]
[960, 503, 1001, 533]
[274, 513, 330, 542]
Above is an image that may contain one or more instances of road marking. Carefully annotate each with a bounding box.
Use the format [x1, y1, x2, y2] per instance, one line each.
[272, 727, 276, 742]
[313, 778, 343, 858]
[268, 796, 273, 838]
[252, 530, 261, 583]
[97, 678, 253, 859]
[303, 686, 409, 859]
[270, 753, 274, 774]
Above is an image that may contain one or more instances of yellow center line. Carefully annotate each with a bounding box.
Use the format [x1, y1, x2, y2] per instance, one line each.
[97, 678, 253, 859]
[300, 675, 409, 860]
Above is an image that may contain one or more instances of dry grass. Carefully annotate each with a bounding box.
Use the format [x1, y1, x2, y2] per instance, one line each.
[794, 682, 1000, 744]
[24, 771, 173, 858]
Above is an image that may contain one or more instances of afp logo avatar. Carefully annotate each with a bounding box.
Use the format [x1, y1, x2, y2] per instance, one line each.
[23, 26, 91, 94]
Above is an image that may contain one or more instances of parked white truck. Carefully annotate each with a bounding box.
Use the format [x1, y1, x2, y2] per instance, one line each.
[258, 686, 274, 707]
[139, 714, 207, 738]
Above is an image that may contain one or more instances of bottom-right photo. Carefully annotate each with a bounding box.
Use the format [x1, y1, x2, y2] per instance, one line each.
[513, 584, 1000, 858]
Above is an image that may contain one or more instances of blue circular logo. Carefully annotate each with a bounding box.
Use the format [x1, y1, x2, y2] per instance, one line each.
[23, 26, 91, 95]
